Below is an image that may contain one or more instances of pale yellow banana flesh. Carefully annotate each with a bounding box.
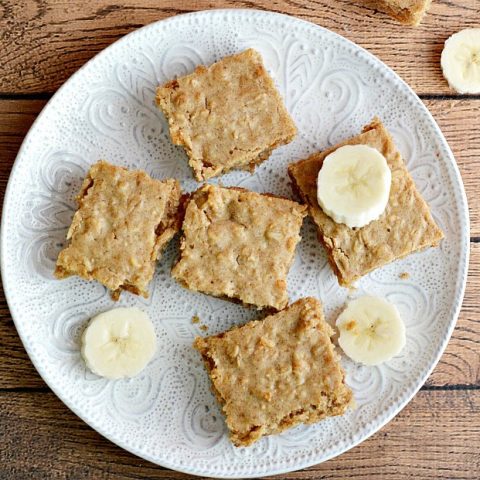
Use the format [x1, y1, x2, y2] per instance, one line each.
[81, 307, 157, 379]
[441, 28, 480, 94]
[336, 296, 406, 366]
[317, 144, 391, 229]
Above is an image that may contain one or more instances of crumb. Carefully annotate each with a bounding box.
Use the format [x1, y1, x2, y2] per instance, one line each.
[399, 272, 410, 280]
[191, 315, 200, 324]
[347, 285, 358, 296]
[200, 325, 209, 332]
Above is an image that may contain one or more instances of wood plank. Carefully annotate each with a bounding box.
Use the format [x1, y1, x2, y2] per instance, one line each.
[1, 243, 478, 389]
[0, 1, 479, 95]
[0, 99, 46, 211]
[0, 289, 46, 389]
[1, 99, 479, 233]
[426, 243, 480, 387]
[0, 389, 478, 478]
[424, 99, 480, 238]
[0, 99, 478, 389]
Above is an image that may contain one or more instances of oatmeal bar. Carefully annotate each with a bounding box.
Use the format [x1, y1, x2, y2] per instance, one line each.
[55, 161, 183, 298]
[365, 0, 432, 26]
[288, 118, 444, 287]
[194, 297, 353, 447]
[156, 48, 297, 181]
[172, 184, 306, 310]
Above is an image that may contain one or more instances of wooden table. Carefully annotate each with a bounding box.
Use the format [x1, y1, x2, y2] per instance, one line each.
[1, 1, 479, 478]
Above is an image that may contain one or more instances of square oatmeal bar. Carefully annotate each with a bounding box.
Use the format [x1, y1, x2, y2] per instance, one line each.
[172, 184, 306, 310]
[55, 161, 183, 299]
[194, 297, 353, 447]
[288, 118, 444, 287]
[156, 48, 297, 181]
[365, 0, 432, 26]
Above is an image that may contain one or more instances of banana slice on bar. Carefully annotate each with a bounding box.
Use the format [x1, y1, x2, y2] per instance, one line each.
[317, 144, 391, 228]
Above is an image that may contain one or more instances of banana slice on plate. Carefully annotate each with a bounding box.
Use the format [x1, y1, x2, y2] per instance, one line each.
[441, 28, 480, 94]
[336, 296, 406, 366]
[81, 307, 156, 379]
[317, 144, 391, 228]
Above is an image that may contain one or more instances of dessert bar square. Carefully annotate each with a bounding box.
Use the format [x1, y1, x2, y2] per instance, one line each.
[172, 184, 306, 310]
[194, 297, 353, 447]
[288, 118, 444, 287]
[366, 0, 432, 26]
[55, 161, 182, 299]
[156, 48, 297, 181]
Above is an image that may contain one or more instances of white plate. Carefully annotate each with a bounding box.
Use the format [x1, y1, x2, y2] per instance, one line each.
[1, 9, 469, 478]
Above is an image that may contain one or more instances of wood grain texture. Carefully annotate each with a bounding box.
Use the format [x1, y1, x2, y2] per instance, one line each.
[0, 99, 478, 390]
[426, 242, 479, 387]
[0, 99, 479, 232]
[1, 390, 479, 479]
[1, 243, 477, 389]
[0, 298, 47, 389]
[0, 99, 46, 212]
[423, 99, 480, 238]
[1, 0, 479, 95]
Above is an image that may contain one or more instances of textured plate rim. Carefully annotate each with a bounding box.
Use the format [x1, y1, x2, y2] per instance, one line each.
[0, 8, 470, 478]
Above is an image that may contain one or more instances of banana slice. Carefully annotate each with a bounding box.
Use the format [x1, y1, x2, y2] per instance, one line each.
[441, 28, 480, 94]
[336, 296, 405, 366]
[81, 307, 156, 379]
[317, 145, 391, 228]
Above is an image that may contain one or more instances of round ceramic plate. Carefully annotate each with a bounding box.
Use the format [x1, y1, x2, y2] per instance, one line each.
[1, 9, 469, 478]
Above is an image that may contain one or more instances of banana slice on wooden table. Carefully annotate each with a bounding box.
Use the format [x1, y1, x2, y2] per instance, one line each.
[441, 28, 480, 94]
